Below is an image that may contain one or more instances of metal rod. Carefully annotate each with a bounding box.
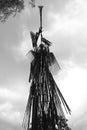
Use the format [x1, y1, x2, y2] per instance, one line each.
[38, 6, 43, 43]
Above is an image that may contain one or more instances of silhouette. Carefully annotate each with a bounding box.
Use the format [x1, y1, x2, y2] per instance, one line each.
[23, 6, 71, 130]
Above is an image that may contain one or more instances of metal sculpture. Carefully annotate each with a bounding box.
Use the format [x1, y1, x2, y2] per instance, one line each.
[23, 6, 71, 130]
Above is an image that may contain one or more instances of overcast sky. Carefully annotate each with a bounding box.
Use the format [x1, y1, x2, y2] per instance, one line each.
[0, 0, 87, 130]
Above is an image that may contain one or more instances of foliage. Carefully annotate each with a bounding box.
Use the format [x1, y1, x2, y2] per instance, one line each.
[0, 0, 24, 22]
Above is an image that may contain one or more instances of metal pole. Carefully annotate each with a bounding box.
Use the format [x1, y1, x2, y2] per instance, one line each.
[38, 6, 43, 43]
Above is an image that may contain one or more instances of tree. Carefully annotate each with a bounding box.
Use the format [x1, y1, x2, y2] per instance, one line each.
[0, 0, 24, 22]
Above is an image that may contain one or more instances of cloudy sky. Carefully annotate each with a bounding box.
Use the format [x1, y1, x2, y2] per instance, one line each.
[0, 0, 87, 130]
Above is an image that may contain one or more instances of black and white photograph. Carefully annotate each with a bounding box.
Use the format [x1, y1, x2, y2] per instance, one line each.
[0, 0, 87, 130]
